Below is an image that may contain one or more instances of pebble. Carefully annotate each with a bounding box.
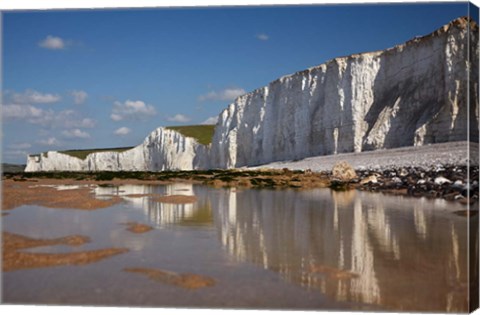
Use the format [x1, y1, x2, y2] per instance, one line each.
[453, 180, 463, 186]
[392, 177, 402, 184]
[360, 175, 378, 185]
[399, 168, 409, 177]
[352, 164, 478, 204]
[434, 176, 451, 185]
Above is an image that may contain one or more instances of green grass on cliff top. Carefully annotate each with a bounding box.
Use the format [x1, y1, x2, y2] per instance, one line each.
[166, 125, 215, 145]
[59, 147, 134, 160]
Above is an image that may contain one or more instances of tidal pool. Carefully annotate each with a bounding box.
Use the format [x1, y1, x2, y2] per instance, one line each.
[2, 183, 476, 312]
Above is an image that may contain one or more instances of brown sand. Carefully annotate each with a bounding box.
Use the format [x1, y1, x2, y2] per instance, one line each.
[3, 231, 129, 272]
[122, 222, 154, 234]
[124, 267, 216, 289]
[152, 195, 198, 204]
[2, 179, 123, 211]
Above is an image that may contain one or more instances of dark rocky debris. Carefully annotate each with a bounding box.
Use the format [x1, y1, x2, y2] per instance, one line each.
[350, 165, 479, 203]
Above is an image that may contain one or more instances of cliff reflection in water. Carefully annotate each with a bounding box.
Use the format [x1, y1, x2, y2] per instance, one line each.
[95, 183, 213, 228]
[211, 188, 471, 312]
[94, 184, 471, 311]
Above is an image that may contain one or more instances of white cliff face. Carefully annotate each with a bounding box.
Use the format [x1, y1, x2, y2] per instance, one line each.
[25, 151, 86, 172]
[210, 17, 479, 168]
[26, 17, 478, 172]
[25, 127, 206, 172]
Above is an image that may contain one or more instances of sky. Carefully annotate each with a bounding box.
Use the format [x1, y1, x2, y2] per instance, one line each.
[1, 1, 472, 163]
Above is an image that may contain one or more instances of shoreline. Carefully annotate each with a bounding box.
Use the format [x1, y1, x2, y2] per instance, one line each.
[3, 142, 479, 210]
[2, 164, 478, 211]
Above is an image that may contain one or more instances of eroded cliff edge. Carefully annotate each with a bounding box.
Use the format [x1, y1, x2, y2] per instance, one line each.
[26, 17, 479, 172]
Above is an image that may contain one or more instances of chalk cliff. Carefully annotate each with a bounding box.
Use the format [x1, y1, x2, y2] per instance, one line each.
[209, 17, 479, 168]
[25, 127, 207, 172]
[25, 17, 479, 172]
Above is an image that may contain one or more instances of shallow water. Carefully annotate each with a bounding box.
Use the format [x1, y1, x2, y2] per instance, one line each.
[2, 183, 475, 311]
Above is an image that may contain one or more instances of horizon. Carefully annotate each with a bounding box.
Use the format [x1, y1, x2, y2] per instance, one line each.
[2, 2, 472, 163]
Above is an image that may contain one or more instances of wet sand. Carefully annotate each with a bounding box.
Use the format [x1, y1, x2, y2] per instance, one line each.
[122, 222, 154, 234]
[2, 231, 129, 272]
[125, 267, 216, 289]
[2, 179, 122, 211]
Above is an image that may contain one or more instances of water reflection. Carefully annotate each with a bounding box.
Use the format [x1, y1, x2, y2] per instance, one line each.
[91, 184, 471, 311]
[94, 183, 213, 228]
[209, 188, 470, 312]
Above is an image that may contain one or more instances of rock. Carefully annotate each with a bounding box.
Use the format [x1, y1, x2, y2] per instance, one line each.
[435, 165, 446, 172]
[392, 177, 402, 184]
[360, 175, 378, 185]
[453, 180, 463, 186]
[434, 176, 452, 185]
[452, 180, 464, 191]
[331, 161, 357, 182]
[399, 168, 409, 177]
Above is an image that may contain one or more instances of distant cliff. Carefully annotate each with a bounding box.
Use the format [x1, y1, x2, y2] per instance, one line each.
[26, 17, 479, 172]
[25, 128, 207, 172]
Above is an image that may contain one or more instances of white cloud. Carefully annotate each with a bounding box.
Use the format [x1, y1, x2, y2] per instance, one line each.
[114, 127, 131, 136]
[2, 104, 95, 129]
[11, 89, 61, 104]
[110, 114, 122, 121]
[111, 100, 156, 121]
[8, 143, 32, 150]
[61, 129, 90, 139]
[167, 114, 191, 123]
[256, 33, 269, 41]
[74, 117, 95, 128]
[2, 104, 45, 120]
[201, 116, 218, 125]
[198, 88, 246, 102]
[37, 137, 60, 146]
[70, 90, 88, 105]
[38, 35, 66, 50]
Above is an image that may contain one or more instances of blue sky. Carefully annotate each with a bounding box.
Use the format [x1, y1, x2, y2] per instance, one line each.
[2, 2, 471, 163]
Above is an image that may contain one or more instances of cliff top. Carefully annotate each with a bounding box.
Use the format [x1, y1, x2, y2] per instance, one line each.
[165, 125, 215, 145]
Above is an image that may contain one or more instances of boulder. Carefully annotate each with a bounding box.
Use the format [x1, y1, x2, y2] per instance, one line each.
[331, 161, 357, 182]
